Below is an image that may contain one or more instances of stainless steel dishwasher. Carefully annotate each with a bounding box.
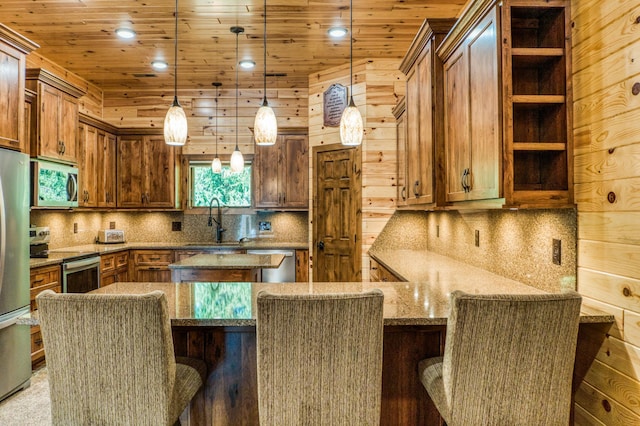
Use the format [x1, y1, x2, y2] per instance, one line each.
[247, 250, 295, 282]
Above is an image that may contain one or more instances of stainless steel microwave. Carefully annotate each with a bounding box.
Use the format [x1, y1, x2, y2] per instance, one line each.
[31, 159, 79, 207]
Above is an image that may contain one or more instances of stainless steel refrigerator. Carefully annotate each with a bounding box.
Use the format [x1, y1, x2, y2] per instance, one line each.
[0, 148, 30, 401]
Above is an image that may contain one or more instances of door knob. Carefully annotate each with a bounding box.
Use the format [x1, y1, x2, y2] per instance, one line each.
[317, 241, 325, 250]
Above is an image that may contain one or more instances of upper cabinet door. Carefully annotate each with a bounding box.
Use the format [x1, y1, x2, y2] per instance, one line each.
[281, 134, 309, 209]
[144, 135, 175, 208]
[117, 135, 145, 208]
[0, 49, 23, 151]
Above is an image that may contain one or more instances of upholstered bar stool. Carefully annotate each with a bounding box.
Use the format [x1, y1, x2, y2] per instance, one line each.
[36, 290, 207, 426]
[257, 290, 384, 426]
[419, 290, 582, 426]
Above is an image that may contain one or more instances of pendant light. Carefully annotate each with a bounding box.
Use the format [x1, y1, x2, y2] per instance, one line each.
[339, 0, 363, 146]
[164, 0, 188, 146]
[253, 0, 277, 146]
[211, 82, 222, 173]
[230, 26, 245, 173]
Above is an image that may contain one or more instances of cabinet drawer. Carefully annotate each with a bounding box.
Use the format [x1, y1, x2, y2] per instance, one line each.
[30, 283, 61, 311]
[101, 254, 115, 272]
[30, 265, 60, 289]
[115, 252, 129, 268]
[31, 326, 44, 355]
[133, 250, 173, 265]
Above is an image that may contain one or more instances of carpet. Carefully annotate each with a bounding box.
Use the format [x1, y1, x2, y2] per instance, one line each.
[0, 368, 51, 425]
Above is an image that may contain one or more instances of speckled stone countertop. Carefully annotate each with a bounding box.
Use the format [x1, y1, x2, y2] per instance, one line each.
[168, 253, 285, 270]
[29, 240, 308, 268]
[86, 276, 613, 327]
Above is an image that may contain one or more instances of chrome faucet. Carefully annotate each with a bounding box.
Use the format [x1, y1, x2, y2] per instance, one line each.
[207, 196, 225, 243]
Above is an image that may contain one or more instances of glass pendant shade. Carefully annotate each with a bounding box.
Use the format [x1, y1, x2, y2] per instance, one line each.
[254, 101, 278, 146]
[211, 156, 222, 173]
[230, 148, 244, 173]
[164, 98, 188, 146]
[340, 98, 363, 146]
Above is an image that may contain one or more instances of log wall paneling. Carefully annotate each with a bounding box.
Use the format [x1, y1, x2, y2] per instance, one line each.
[308, 59, 405, 281]
[572, 0, 640, 421]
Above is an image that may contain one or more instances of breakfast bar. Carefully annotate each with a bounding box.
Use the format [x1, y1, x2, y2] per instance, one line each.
[168, 253, 285, 283]
[92, 268, 613, 425]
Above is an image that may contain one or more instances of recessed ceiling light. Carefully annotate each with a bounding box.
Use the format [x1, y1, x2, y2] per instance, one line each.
[151, 61, 168, 71]
[115, 28, 136, 39]
[239, 60, 256, 69]
[328, 27, 348, 38]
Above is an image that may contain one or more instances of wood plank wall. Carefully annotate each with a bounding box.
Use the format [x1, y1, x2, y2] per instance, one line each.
[308, 59, 405, 281]
[572, 0, 640, 423]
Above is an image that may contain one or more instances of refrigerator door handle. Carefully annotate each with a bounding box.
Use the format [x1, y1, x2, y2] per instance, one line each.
[0, 307, 30, 331]
[0, 176, 6, 299]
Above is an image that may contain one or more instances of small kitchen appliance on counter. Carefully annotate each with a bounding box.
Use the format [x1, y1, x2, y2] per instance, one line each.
[97, 229, 125, 244]
[29, 226, 50, 258]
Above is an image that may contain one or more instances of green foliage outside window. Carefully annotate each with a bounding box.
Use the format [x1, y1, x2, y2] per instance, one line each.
[191, 163, 252, 207]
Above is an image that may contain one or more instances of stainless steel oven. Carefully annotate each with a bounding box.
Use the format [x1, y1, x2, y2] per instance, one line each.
[62, 256, 100, 293]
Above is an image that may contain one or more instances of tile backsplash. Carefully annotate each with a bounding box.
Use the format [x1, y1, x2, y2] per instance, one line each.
[30, 210, 308, 249]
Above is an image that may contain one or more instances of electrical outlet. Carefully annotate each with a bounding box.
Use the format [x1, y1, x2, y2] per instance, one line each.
[553, 239, 562, 265]
[109, 221, 116, 229]
[259, 221, 272, 231]
[172, 221, 182, 232]
[436, 225, 440, 238]
[474, 230, 480, 247]
[73, 223, 78, 234]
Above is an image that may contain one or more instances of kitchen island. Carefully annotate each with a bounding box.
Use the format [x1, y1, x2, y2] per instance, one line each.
[92, 262, 613, 425]
[168, 253, 285, 283]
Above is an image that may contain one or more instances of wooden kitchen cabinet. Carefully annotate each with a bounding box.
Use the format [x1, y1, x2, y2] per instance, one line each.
[399, 19, 454, 207]
[369, 258, 402, 282]
[0, 25, 37, 152]
[253, 129, 309, 210]
[78, 115, 118, 208]
[117, 133, 177, 209]
[30, 264, 61, 369]
[26, 68, 85, 164]
[440, 5, 501, 203]
[436, 0, 573, 208]
[100, 251, 129, 287]
[295, 249, 309, 282]
[393, 98, 408, 206]
[131, 250, 174, 282]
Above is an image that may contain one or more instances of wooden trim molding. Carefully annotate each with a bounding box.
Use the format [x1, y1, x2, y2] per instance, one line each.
[78, 113, 119, 135]
[26, 68, 86, 98]
[399, 19, 457, 74]
[0, 23, 39, 54]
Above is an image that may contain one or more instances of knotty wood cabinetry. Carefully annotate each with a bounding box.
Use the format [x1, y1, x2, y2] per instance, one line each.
[26, 68, 85, 164]
[253, 129, 309, 210]
[393, 99, 408, 206]
[0, 25, 37, 152]
[440, 5, 501, 203]
[130, 250, 174, 282]
[435, 0, 573, 208]
[295, 249, 309, 282]
[369, 258, 402, 282]
[78, 115, 118, 208]
[117, 132, 177, 209]
[399, 20, 454, 207]
[100, 251, 129, 287]
[30, 264, 61, 369]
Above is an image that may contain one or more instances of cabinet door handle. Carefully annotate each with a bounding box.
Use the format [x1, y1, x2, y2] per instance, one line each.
[464, 168, 471, 192]
[461, 169, 469, 192]
[61, 141, 66, 155]
[413, 180, 420, 197]
[401, 187, 406, 201]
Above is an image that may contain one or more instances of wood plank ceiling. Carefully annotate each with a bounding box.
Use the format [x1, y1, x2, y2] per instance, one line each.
[1, 0, 466, 96]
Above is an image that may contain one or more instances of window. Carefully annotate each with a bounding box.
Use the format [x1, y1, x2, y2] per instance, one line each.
[190, 162, 252, 207]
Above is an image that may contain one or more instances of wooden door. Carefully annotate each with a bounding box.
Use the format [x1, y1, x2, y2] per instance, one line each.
[60, 92, 78, 163]
[78, 123, 98, 207]
[117, 135, 145, 207]
[253, 136, 281, 208]
[97, 131, 117, 208]
[467, 6, 500, 201]
[417, 45, 434, 204]
[0, 47, 23, 151]
[143, 135, 175, 208]
[39, 83, 62, 160]
[281, 134, 309, 208]
[444, 45, 470, 202]
[405, 67, 421, 204]
[313, 145, 361, 282]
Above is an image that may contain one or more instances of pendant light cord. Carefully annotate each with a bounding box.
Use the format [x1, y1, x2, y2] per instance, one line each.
[263, 0, 267, 104]
[235, 30, 239, 151]
[173, 0, 179, 103]
[349, 0, 353, 101]
[215, 85, 219, 157]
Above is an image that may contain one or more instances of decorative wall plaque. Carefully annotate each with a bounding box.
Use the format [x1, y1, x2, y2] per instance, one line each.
[323, 83, 348, 127]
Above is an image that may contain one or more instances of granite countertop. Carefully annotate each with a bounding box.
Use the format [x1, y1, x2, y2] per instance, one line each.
[87, 277, 613, 328]
[29, 240, 308, 268]
[168, 253, 285, 270]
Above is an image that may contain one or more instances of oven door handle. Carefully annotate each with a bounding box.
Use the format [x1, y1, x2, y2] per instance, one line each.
[64, 257, 100, 272]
